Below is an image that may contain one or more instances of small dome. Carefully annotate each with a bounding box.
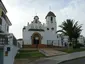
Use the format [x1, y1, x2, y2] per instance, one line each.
[45, 11, 56, 18]
[34, 16, 39, 20]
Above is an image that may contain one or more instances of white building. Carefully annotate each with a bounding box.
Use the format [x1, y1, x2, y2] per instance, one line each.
[17, 39, 23, 48]
[0, 0, 20, 64]
[23, 11, 58, 48]
[53, 34, 69, 47]
[56, 34, 85, 47]
[78, 35, 85, 45]
[23, 11, 85, 48]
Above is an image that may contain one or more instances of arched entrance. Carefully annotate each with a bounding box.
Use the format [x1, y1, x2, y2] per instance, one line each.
[31, 32, 41, 48]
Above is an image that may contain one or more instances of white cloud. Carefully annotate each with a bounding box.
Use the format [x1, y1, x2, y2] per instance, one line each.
[56, 0, 85, 36]
[2, 0, 85, 38]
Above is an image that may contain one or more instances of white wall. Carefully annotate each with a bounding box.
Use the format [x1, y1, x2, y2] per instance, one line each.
[3, 34, 19, 64]
[0, 1, 18, 64]
[46, 16, 56, 33]
[78, 36, 85, 45]
[4, 45, 19, 64]
[23, 26, 57, 45]
[23, 30, 46, 45]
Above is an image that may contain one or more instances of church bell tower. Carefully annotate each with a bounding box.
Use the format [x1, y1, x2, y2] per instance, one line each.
[45, 11, 57, 33]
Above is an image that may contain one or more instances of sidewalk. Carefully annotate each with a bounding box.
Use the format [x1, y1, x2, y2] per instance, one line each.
[46, 51, 85, 63]
[29, 51, 85, 64]
[39, 48, 67, 56]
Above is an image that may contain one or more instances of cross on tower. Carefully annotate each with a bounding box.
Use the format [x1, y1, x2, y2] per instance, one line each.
[35, 11, 37, 16]
[49, 5, 52, 11]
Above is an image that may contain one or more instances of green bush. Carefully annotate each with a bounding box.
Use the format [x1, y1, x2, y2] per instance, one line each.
[73, 43, 84, 48]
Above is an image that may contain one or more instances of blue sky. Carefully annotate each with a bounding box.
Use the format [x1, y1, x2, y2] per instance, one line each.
[2, 0, 85, 39]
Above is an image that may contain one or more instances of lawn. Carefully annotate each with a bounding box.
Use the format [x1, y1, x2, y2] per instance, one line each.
[15, 50, 45, 59]
[58, 48, 85, 53]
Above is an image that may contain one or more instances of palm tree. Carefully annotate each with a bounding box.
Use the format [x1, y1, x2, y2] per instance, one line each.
[57, 19, 82, 48]
[72, 22, 82, 46]
[57, 19, 74, 42]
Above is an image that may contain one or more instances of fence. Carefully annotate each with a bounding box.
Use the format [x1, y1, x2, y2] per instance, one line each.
[47, 40, 53, 46]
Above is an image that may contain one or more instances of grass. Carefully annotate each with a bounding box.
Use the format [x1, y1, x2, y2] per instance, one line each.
[15, 50, 45, 59]
[58, 48, 85, 53]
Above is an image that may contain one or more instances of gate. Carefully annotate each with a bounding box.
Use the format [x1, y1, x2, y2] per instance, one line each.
[47, 40, 53, 47]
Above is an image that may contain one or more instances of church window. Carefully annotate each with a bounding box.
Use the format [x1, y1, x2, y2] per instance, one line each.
[51, 27, 54, 30]
[35, 20, 38, 23]
[47, 28, 49, 30]
[23, 27, 26, 30]
[51, 17, 53, 23]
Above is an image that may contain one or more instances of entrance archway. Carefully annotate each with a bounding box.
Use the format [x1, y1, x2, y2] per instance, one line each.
[31, 32, 41, 47]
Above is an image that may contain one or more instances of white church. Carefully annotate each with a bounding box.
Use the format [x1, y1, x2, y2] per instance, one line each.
[23, 11, 63, 48]
[22, 11, 85, 48]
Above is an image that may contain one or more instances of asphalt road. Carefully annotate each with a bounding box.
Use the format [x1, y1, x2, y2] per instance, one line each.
[30, 57, 85, 64]
[59, 57, 85, 64]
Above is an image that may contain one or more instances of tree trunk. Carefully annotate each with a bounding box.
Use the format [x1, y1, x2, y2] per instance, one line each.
[75, 38, 77, 45]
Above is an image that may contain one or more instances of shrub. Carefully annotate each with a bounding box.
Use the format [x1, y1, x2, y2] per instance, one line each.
[73, 43, 84, 48]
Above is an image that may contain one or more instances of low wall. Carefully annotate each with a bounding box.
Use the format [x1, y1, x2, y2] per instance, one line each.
[4, 45, 19, 64]
[23, 44, 47, 48]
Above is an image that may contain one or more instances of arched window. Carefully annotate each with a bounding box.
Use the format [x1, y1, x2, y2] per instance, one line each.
[51, 27, 54, 30]
[35, 20, 38, 23]
[51, 17, 53, 23]
[23, 27, 26, 30]
[47, 28, 49, 30]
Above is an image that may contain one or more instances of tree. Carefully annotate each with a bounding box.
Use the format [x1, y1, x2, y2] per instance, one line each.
[57, 19, 74, 42]
[72, 22, 82, 47]
[57, 19, 82, 48]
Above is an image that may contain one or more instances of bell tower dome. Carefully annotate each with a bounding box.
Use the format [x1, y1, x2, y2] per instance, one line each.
[45, 11, 56, 18]
[45, 11, 57, 33]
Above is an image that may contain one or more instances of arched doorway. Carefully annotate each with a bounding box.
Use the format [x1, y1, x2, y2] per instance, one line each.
[31, 32, 41, 48]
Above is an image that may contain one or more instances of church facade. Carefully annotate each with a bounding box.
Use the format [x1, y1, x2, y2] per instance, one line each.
[22, 11, 85, 48]
[23, 11, 60, 48]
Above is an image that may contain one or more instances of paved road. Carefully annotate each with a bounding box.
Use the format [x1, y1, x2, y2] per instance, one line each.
[30, 57, 85, 64]
[29, 51, 85, 64]
[15, 51, 85, 64]
[59, 57, 85, 64]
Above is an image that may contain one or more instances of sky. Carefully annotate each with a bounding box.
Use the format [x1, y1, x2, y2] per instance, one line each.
[2, 0, 85, 39]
